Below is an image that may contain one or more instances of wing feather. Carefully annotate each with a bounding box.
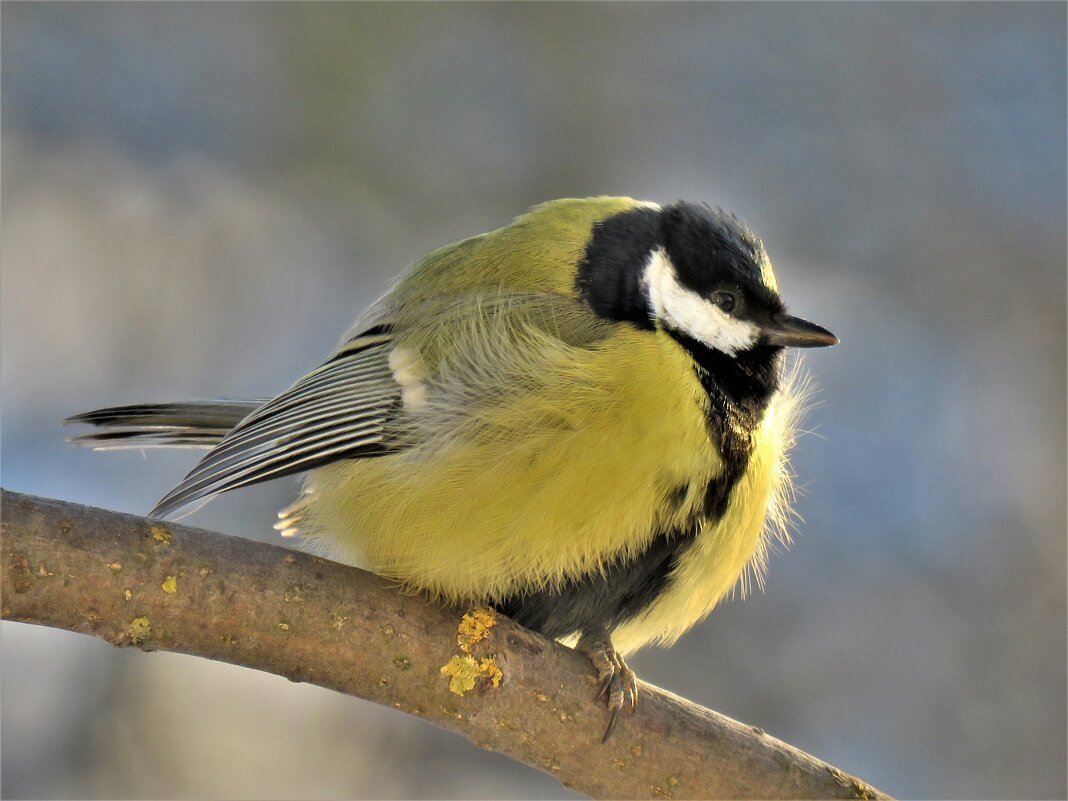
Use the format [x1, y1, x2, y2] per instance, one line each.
[150, 291, 617, 519]
[150, 341, 399, 518]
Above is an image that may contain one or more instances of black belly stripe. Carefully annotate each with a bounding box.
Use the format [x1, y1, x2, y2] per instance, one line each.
[494, 336, 783, 640]
[496, 528, 699, 640]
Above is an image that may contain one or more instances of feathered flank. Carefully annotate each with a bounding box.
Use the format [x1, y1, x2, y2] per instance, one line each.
[286, 286, 725, 613]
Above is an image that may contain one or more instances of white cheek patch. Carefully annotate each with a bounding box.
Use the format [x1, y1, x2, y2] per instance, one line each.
[644, 248, 759, 357]
[388, 348, 428, 411]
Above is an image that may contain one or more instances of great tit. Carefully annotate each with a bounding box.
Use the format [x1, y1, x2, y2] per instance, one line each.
[68, 197, 837, 740]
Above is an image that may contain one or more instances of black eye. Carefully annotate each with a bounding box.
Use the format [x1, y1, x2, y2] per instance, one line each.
[712, 291, 736, 313]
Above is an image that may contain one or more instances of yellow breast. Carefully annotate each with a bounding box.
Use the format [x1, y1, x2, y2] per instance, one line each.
[611, 386, 799, 654]
[294, 328, 797, 654]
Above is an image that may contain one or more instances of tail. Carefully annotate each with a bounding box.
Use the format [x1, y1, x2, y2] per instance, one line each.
[65, 399, 268, 450]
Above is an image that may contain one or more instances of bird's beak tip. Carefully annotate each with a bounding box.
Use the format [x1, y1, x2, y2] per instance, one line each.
[763, 314, 838, 349]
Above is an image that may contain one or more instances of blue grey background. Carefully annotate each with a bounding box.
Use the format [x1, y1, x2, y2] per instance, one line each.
[2, 3, 1065, 798]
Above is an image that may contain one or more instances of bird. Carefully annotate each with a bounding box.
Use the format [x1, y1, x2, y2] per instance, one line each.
[67, 197, 837, 740]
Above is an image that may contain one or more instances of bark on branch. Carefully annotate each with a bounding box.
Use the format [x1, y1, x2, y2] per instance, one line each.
[1, 488, 888, 800]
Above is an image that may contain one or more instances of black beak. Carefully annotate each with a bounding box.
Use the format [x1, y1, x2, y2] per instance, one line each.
[762, 314, 838, 348]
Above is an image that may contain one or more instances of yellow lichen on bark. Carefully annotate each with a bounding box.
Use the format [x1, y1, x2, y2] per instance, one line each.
[128, 616, 151, 643]
[478, 656, 502, 688]
[441, 654, 480, 695]
[439, 654, 503, 695]
[456, 607, 496, 653]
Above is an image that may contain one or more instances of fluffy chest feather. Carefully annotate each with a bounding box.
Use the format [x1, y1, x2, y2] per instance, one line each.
[296, 323, 795, 654]
[298, 327, 722, 601]
[610, 385, 798, 653]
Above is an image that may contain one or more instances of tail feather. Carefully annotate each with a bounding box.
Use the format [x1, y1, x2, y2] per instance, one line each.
[66, 400, 267, 450]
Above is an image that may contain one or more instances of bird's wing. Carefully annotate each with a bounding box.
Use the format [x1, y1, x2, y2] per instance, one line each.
[150, 291, 616, 518]
[149, 326, 398, 517]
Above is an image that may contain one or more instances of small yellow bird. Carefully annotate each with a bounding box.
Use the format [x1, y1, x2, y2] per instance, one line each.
[69, 197, 836, 739]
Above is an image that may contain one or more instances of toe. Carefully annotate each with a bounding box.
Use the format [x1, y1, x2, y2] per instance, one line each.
[578, 632, 640, 741]
[602, 697, 623, 742]
[613, 651, 638, 712]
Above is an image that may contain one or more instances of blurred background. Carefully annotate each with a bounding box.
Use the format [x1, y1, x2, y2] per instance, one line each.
[2, 3, 1064, 799]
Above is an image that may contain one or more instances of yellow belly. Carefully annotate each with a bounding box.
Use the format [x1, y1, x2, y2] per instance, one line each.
[291, 328, 796, 653]
[611, 391, 797, 653]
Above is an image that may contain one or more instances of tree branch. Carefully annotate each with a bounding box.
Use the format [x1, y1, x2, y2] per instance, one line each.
[1, 488, 888, 800]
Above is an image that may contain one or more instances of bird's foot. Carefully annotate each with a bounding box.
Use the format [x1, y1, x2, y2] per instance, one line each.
[577, 632, 638, 741]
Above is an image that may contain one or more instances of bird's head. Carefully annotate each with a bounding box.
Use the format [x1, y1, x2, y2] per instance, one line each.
[577, 200, 838, 357]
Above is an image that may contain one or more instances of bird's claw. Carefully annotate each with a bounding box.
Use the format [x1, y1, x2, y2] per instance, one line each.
[579, 634, 638, 741]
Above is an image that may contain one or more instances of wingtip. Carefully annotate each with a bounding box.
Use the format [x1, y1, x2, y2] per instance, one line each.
[148, 498, 177, 520]
[65, 432, 117, 450]
[148, 484, 185, 518]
